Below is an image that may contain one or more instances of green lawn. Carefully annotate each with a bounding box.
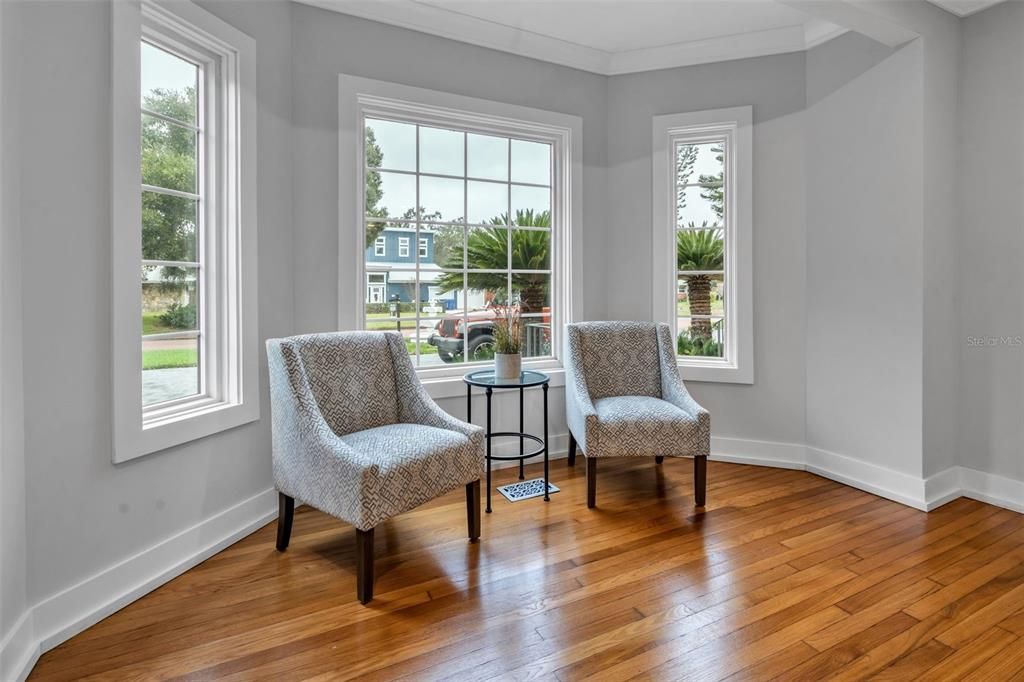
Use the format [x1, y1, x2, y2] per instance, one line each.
[366, 312, 421, 331]
[407, 340, 438, 356]
[143, 349, 198, 370]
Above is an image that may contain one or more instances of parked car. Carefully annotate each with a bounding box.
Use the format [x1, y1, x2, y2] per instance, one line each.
[428, 306, 552, 363]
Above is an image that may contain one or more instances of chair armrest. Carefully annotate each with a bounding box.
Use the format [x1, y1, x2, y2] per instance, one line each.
[565, 327, 600, 454]
[385, 334, 485, 448]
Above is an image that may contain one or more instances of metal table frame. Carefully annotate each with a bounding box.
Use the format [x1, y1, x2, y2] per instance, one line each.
[464, 370, 550, 513]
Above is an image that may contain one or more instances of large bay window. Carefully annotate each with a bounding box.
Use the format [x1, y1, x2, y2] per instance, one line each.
[339, 77, 582, 381]
[653, 107, 753, 384]
[112, 0, 258, 461]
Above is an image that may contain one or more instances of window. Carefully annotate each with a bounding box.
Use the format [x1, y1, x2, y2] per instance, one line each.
[374, 236, 386, 256]
[112, 0, 258, 461]
[340, 76, 582, 382]
[398, 236, 410, 258]
[653, 106, 752, 384]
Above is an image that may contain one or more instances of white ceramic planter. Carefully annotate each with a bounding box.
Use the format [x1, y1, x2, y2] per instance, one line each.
[494, 352, 522, 380]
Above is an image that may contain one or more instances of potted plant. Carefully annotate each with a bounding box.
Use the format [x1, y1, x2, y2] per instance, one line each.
[493, 303, 523, 380]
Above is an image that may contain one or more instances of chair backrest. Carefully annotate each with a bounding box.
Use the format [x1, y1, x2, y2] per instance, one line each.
[287, 331, 400, 435]
[567, 321, 663, 400]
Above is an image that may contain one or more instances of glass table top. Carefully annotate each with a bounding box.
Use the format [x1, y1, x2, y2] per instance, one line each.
[463, 369, 550, 388]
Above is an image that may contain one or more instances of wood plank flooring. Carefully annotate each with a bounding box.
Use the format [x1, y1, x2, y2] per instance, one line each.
[29, 458, 1024, 681]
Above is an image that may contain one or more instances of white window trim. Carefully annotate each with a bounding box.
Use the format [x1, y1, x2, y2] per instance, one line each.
[652, 106, 753, 384]
[398, 236, 410, 258]
[112, 0, 258, 463]
[418, 236, 428, 259]
[338, 75, 583, 384]
[374, 236, 386, 256]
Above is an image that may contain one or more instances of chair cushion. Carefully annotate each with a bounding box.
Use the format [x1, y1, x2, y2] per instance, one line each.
[591, 395, 704, 458]
[336, 423, 481, 528]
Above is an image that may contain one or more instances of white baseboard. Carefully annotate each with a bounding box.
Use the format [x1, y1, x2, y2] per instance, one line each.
[710, 436, 805, 469]
[6, 487, 277, 682]
[713, 437, 1024, 516]
[805, 446, 930, 510]
[0, 609, 38, 682]
[926, 466, 1024, 514]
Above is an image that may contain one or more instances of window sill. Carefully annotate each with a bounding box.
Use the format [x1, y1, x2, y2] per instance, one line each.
[678, 360, 753, 385]
[114, 400, 259, 463]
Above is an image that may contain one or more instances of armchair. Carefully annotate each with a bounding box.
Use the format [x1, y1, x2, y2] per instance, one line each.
[266, 331, 484, 603]
[564, 321, 710, 508]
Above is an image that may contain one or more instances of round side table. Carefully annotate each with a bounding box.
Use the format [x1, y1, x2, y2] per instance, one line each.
[463, 369, 550, 513]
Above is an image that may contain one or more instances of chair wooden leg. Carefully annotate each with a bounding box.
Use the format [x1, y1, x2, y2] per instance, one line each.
[568, 433, 577, 467]
[356, 527, 374, 604]
[466, 480, 481, 542]
[586, 456, 597, 508]
[655, 456, 664, 464]
[695, 456, 707, 507]
[276, 493, 294, 552]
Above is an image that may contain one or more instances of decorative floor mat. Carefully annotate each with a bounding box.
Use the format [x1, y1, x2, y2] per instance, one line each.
[497, 478, 560, 502]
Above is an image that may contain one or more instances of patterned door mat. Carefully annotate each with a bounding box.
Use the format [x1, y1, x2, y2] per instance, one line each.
[496, 478, 560, 502]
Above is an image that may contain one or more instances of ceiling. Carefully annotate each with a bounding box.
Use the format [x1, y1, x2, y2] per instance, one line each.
[297, 0, 1007, 75]
[298, 0, 848, 75]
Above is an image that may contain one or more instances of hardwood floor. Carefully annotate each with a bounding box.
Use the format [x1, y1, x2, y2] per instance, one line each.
[30, 458, 1024, 681]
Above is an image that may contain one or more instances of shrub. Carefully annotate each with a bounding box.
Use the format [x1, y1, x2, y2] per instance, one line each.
[677, 327, 723, 358]
[365, 301, 417, 315]
[160, 302, 197, 330]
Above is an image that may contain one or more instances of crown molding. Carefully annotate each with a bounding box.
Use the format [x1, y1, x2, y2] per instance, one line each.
[926, 0, 1004, 17]
[295, 0, 847, 76]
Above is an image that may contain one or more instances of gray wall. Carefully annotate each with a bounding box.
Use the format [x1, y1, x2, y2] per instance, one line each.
[804, 33, 925, 476]
[17, 0, 294, 605]
[1, 0, 28, 669]
[959, 1, 1024, 483]
[605, 53, 808, 445]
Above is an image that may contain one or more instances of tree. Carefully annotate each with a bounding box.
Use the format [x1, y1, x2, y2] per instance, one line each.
[435, 209, 550, 314]
[364, 126, 388, 247]
[142, 87, 199, 275]
[676, 143, 725, 345]
[676, 229, 723, 340]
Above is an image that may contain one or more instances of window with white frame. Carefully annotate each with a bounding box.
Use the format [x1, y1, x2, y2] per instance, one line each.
[112, 0, 258, 461]
[374, 236, 386, 256]
[653, 107, 752, 384]
[347, 80, 581, 376]
[398, 236, 410, 258]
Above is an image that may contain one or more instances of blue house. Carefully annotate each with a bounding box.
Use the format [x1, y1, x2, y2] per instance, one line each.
[365, 227, 456, 309]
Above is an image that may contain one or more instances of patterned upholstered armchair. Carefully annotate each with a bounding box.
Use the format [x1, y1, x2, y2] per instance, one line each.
[266, 331, 484, 604]
[564, 321, 710, 508]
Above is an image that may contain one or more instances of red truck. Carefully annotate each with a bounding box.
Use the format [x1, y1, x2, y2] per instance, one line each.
[427, 306, 551, 363]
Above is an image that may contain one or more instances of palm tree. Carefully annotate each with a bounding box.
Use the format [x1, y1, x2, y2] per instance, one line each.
[677, 228, 723, 340]
[436, 209, 550, 314]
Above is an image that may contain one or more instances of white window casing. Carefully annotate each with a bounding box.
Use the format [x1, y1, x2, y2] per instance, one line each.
[112, 0, 258, 462]
[339, 76, 583, 387]
[652, 106, 753, 384]
[398, 236, 410, 258]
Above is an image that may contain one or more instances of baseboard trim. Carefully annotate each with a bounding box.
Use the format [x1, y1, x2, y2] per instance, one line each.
[19, 486, 277, 680]
[0, 609, 38, 682]
[712, 437, 1023, 516]
[926, 466, 1024, 514]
